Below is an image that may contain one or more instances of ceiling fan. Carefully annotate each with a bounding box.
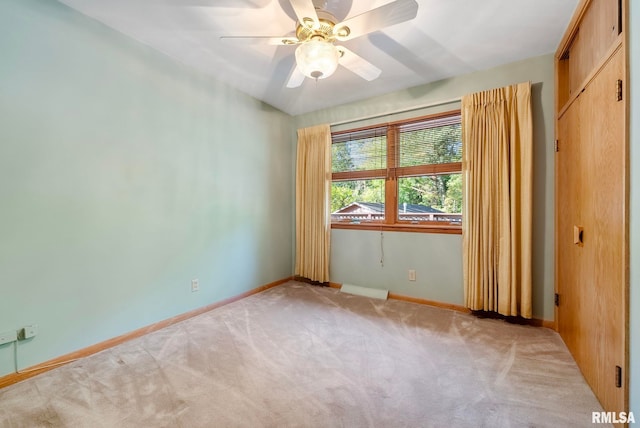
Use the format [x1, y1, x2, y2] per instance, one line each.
[220, 0, 419, 88]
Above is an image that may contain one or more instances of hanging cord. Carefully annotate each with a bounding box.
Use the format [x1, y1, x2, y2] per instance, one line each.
[380, 229, 384, 267]
[379, 113, 393, 269]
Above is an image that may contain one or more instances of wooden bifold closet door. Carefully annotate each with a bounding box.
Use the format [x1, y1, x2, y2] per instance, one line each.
[555, 0, 628, 421]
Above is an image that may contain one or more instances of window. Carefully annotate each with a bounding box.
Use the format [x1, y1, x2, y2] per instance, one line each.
[331, 111, 462, 233]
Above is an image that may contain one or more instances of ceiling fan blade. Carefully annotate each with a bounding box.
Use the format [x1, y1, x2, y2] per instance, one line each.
[219, 36, 298, 46]
[289, 0, 320, 28]
[337, 46, 381, 81]
[286, 66, 306, 88]
[334, 0, 419, 41]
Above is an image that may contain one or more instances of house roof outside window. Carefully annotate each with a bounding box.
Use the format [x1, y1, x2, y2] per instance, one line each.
[333, 202, 443, 215]
[331, 202, 461, 224]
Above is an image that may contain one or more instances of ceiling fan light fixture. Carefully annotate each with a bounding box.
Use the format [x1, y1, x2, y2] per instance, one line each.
[294, 39, 339, 80]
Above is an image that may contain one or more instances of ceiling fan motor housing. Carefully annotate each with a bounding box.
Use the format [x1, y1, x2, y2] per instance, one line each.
[295, 10, 343, 42]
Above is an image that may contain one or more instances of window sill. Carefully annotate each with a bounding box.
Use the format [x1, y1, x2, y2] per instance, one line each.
[331, 222, 462, 235]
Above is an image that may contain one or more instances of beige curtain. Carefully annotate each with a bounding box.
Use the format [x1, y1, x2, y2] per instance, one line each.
[295, 124, 332, 283]
[462, 82, 533, 318]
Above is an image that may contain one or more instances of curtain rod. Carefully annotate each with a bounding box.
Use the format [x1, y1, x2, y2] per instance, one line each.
[330, 97, 462, 127]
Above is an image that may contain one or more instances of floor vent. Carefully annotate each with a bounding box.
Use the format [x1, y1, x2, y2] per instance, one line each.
[340, 284, 388, 300]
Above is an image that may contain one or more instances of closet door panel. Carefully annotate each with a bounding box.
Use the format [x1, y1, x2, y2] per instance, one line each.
[584, 47, 625, 414]
[556, 97, 584, 359]
[556, 46, 626, 416]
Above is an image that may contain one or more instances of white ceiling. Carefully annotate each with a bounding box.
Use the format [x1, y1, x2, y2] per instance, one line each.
[58, 0, 579, 116]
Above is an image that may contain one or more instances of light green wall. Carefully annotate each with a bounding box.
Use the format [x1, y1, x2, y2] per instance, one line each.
[629, 0, 639, 416]
[0, 0, 294, 376]
[331, 230, 463, 304]
[296, 54, 556, 320]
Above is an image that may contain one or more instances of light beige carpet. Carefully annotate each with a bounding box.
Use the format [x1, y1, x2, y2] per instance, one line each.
[0, 281, 607, 427]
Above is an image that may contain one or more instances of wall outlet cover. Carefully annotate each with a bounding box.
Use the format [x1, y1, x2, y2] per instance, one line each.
[20, 324, 38, 340]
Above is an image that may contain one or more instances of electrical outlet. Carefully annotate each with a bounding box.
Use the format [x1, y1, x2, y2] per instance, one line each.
[408, 269, 416, 281]
[18, 325, 38, 340]
[0, 330, 17, 346]
[191, 279, 199, 292]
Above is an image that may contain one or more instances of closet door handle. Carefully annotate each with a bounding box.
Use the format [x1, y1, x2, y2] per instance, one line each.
[573, 225, 584, 246]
